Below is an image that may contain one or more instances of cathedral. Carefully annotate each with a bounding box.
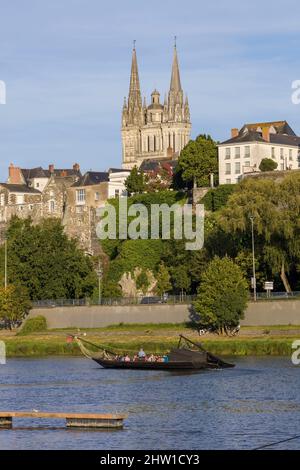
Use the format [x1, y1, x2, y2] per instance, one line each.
[121, 44, 191, 169]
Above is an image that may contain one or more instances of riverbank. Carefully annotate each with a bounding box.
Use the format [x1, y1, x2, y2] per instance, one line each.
[1, 323, 299, 357]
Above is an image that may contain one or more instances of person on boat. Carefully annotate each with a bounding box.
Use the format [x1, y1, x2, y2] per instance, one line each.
[124, 354, 131, 362]
[138, 347, 146, 359]
[147, 354, 155, 362]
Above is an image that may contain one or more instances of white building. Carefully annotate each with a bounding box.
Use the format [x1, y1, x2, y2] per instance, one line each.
[218, 121, 300, 185]
[108, 168, 130, 198]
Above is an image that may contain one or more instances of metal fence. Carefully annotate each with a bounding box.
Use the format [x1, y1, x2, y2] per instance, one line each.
[32, 295, 198, 308]
[31, 291, 300, 308]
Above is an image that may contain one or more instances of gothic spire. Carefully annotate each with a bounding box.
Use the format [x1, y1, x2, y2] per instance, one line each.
[170, 44, 182, 92]
[128, 44, 142, 109]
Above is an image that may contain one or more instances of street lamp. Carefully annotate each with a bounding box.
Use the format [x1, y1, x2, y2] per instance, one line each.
[96, 260, 103, 305]
[250, 215, 257, 301]
[4, 236, 7, 289]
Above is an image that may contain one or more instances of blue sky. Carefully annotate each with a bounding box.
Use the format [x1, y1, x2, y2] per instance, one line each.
[1, 0, 300, 178]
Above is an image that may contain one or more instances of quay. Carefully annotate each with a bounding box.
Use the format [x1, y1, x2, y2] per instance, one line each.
[0, 411, 127, 429]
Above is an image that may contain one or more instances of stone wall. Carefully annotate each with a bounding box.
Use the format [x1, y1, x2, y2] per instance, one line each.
[29, 299, 300, 329]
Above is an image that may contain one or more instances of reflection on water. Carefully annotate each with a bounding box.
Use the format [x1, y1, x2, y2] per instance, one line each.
[0, 356, 299, 450]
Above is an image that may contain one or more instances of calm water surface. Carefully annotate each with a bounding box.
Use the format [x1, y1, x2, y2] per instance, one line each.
[0, 356, 300, 450]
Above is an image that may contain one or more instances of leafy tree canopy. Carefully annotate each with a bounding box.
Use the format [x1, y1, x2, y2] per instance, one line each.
[193, 257, 248, 334]
[176, 134, 218, 187]
[0, 217, 97, 301]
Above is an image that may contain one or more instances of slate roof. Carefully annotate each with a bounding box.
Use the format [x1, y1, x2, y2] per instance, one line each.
[139, 158, 177, 173]
[21, 167, 81, 182]
[0, 183, 41, 194]
[72, 171, 109, 187]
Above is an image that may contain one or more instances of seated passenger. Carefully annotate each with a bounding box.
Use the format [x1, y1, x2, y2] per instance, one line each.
[124, 354, 131, 362]
[138, 347, 146, 359]
[148, 354, 155, 362]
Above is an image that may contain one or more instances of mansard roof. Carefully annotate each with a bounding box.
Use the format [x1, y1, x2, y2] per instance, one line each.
[220, 121, 300, 146]
[72, 171, 109, 187]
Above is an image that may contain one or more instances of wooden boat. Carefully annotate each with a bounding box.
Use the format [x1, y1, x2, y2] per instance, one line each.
[70, 334, 235, 371]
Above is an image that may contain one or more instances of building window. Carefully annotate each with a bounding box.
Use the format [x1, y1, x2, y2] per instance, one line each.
[115, 189, 120, 198]
[36, 182, 39, 188]
[0, 194, 4, 206]
[16, 194, 24, 205]
[280, 148, 284, 160]
[289, 149, 293, 161]
[271, 147, 275, 158]
[225, 163, 231, 175]
[95, 192, 100, 201]
[225, 179, 231, 184]
[244, 161, 250, 167]
[76, 189, 85, 204]
[245, 146, 250, 158]
[235, 147, 240, 159]
[280, 163, 284, 170]
[49, 200, 55, 212]
[225, 148, 231, 159]
[235, 162, 241, 174]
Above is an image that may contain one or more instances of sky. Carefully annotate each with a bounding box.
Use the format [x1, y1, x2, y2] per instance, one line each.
[1, 0, 300, 179]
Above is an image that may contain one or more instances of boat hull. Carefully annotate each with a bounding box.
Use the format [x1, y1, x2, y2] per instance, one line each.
[92, 358, 234, 370]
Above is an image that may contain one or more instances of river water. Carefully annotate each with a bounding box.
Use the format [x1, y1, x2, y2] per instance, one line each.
[0, 356, 299, 450]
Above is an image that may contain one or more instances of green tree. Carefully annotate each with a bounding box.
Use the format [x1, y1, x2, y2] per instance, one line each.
[176, 134, 218, 187]
[0, 284, 32, 330]
[171, 265, 191, 297]
[217, 174, 300, 291]
[259, 158, 278, 172]
[155, 262, 172, 297]
[1, 217, 97, 301]
[136, 270, 150, 294]
[193, 257, 248, 334]
[125, 166, 146, 195]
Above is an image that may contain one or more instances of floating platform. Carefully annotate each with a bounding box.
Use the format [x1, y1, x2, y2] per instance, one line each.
[0, 411, 127, 429]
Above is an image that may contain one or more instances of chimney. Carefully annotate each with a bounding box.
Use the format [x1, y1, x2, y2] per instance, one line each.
[231, 128, 239, 138]
[262, 127, 270, 142]
[49, 164, 54, 174]
[73, 163, 80, 172]
[8, 163, 23, 184]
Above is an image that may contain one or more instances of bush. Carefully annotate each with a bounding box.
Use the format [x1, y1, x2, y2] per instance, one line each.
[259, 158, 278, 172]
[18, 316, 47, 336]
[201, 185, 236, 211]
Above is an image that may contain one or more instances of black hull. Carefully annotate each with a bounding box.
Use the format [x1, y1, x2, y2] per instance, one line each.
[92, 358, 234, 370]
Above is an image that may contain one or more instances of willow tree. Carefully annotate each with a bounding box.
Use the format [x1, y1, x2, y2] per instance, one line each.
[217, 174, 300, 292]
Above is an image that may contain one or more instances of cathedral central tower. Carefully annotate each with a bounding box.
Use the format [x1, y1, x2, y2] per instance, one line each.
[121, 44, 191, 169]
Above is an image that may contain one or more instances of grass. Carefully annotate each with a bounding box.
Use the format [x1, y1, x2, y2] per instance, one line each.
[1, 323, 299, 357]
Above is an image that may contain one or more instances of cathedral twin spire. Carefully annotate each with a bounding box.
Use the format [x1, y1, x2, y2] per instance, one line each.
[123, 42, 190, 126]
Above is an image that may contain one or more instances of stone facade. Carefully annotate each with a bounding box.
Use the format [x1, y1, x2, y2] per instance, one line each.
[0, 163, 81, 241]
[121, 46, 191, 169]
